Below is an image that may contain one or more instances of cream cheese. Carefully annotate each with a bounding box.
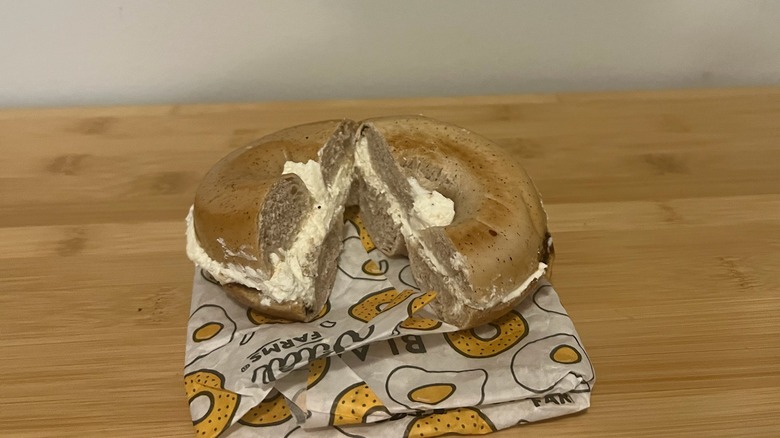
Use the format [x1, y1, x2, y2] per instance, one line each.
[186, 207, 269, 289]
[282, 160, 327, 201]
[500, 262, 548, 303]
[216, 237, 257, 261]
[407, 177, 455, 230]
[354, 137, 455, 234]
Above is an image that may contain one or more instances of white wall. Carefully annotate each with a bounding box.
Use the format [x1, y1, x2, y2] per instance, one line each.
[1, 0, 779, 108]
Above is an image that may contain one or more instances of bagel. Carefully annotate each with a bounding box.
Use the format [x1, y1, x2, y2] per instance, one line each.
[186, 116, 552, 328]
[186, 120, 357, 321]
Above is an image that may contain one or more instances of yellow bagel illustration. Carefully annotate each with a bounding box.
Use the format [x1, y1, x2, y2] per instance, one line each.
[407, 291, 437, 313]
[329, 381, 390, 426]
[404, 407, 496, 438]
[307, 356, 330, 389]
[348, 288, 414, 323]
[184, 370, 240, 438]
[361, 259, 388, 276]
[444, 310, 528, 358]
[400, 317, 441, 331]
[344, 206, 376, 253]
[238, 390, 292, 427]
[400, 291, 442, 331]
[339, 239, 389, 282]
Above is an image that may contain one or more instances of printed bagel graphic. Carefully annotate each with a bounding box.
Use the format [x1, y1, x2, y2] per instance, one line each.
[404, 407, 496, 438]
[399, 291, 442, 331]
[361, 259, 389, 276]
[386, 365, 487, 410]
[184, 370, 240, 438]
[511, 333, 594, 393]
[329, 381, 391, 426]
[186, 305, 236, 367]
[238, 390, 293, 427]
[344, 206, 376, 253]
[444, 310, 528, 358]
[338, 238, 389, 282]
[307, 357, 331, 389]
[348, 287, 414, 323]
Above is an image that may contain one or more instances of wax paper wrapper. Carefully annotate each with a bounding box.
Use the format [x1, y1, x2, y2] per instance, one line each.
[184, 212, 594, 437]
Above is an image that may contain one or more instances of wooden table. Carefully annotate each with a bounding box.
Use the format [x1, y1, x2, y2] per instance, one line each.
[1, 88, 778, 437]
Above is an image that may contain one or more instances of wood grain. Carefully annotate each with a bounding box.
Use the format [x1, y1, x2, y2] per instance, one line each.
[1, 88, 779, 437]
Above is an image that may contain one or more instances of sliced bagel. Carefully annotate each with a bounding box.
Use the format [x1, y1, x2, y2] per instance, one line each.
[186, 119, 357, 321]
[355, 116, 552, 328]
[186, 116, 552, 328]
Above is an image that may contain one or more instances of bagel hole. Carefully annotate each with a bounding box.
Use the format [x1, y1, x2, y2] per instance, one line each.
[471, 323, 499, 341]
[190, 393, 213, 424]
[399, 152, 481, 225]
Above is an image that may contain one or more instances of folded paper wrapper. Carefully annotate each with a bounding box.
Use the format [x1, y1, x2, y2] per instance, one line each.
[184, 213, 595, 437]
